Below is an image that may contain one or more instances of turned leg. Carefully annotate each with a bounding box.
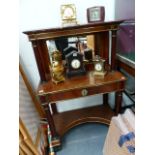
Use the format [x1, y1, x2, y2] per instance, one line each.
[103, 94, 108, 105]
[115, 91, 123, 115]
[50, 103, 58, 114]
[43, 103, 61, 151]
[40, 95, 58, 114]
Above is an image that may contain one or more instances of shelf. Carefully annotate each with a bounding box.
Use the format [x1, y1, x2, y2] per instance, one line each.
[24, 20, 124, 41]
[53, 104, 114, 137]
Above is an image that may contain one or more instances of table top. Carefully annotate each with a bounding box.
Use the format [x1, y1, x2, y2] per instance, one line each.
[23, 20, 124, 41]
[37, 71, 126, 96]
[24, 20, 124, 34]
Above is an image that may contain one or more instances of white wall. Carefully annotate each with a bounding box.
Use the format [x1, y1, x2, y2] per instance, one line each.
[19, 0, 116, 112]
[115, 0, 135, 20]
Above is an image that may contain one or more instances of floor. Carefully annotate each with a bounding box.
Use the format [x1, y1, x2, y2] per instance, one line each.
[56, 123, 109, 155]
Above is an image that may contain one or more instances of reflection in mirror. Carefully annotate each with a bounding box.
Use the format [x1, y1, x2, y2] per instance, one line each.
[46, 35, 95, 63]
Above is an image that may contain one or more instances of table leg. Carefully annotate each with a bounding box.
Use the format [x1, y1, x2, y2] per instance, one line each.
[103, 94, 108, 105]
[43, 103, 61, 151]
[51, 103, 58, 114]
[115, 91, 123, 115]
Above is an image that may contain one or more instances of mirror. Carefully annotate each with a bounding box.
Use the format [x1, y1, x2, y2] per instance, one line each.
[46, 35, 95, 62]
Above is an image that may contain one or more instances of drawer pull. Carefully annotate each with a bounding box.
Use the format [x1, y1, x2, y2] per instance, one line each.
[81, 89, 88, 96]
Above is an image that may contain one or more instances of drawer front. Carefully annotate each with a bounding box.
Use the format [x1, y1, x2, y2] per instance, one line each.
[47, 81, 125, 102]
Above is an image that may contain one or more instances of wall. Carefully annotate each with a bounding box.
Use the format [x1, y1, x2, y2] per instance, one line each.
[115, 0, 135, 20]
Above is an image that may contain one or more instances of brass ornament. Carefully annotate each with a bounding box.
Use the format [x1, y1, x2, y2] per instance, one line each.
[93, 55, 106, 76]
[50, 51, 65, 84]
[61, 4, 77, 26]
[81, 89, 88, 96]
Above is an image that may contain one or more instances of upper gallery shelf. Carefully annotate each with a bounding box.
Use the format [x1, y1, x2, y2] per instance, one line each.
[24, 20, 124, 41]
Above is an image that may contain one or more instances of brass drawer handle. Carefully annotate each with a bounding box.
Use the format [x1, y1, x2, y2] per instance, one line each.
[81, 89, 88, 96]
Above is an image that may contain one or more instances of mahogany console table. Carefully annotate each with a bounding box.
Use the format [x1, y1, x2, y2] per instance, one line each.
[24, 20, 126, 150]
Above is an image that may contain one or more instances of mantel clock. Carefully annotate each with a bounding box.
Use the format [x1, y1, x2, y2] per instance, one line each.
[87, 6, 105, 23]
[93, 55, 106, 76]
[61, 4, 77, 26]
[66, 51, 86, 78]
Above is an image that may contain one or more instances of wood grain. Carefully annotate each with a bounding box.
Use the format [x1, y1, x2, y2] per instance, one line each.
[24, 20, 123, 41]
[37, 71, 126, 97]
[53, 104, 114, 136]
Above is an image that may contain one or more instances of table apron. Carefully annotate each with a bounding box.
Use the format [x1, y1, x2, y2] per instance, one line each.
[46, 81, 125, 102]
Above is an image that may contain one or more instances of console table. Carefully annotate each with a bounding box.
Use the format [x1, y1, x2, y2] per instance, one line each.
[24, 20, 126, 150]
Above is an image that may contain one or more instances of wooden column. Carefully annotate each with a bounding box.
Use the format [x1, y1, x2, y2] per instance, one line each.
[31, 40, 51, 81]
[51, 103, 58, 114]
[115, 91, 123, 115]
[94, 32, 109, 65]
[111, 30, 117, 70]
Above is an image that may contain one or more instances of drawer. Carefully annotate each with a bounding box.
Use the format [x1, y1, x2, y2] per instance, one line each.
[47, 81, 125, 102]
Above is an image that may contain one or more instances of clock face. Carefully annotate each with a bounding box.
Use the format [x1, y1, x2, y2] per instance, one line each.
[87, 6, 105, 23]
[95, 63, 102, 71]
[63, 7, 74, 18]
[90, 8, 100, 21]
[61, 4, 76, 20]
[71, 59, 81, 69]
